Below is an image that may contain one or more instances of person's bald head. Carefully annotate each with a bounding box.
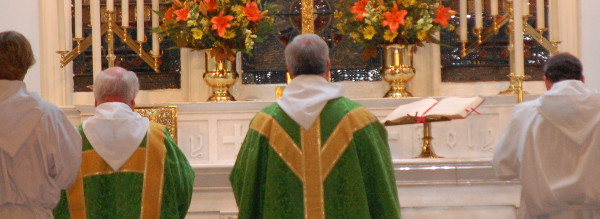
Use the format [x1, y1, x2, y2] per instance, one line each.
[94, 67, 139, 108]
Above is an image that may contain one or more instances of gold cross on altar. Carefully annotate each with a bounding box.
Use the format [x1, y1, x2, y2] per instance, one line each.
[250, 107, 377, 218]
[301, 0, 315, 33]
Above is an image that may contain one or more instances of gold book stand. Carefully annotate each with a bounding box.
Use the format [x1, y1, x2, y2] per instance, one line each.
[385, 116, 451, 158]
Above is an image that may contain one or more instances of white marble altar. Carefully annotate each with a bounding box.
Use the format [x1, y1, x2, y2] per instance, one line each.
[63, 94, 532, 218]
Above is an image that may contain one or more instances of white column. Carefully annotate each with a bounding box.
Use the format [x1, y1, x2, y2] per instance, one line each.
[581, 0, 600, 89]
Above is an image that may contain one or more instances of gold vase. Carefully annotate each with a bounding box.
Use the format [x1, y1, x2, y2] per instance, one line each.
[203, 51, 238, 102]
[382, 44, 415, 98]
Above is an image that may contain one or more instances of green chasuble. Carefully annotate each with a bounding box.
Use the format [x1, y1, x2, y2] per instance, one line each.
[230, 97, 401, 219]
[53, 122, 195, 219]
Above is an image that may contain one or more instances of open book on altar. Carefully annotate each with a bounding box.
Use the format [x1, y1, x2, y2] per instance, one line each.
[384, 96, 485, 125]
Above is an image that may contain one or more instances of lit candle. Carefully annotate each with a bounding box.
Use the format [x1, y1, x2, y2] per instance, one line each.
[107, 0, 114, 11]
[491, 0, 498, 16]
[523, 0, 529, 16]
[137, 0, 144, 42]
[152, 0, 159, 56]
[91, 0, 102, 77]
[75, 0, 82, 38]
[122, 0, 129, 27]
[513, 0, 525, 76]
[475, 0, 483, 28]
[459, 0, 468, 41]
[536, 0, 544, 29]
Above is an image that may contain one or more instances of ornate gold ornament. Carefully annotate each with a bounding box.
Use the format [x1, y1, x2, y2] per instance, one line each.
[382, 44, 415, 98]
[203, 51, 239, 102]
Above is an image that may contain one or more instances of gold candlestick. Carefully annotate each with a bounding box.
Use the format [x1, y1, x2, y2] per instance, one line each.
[459, 41, 467, 58]
[137, 40, 145, 56]
[499, 73, 530, 102]
[473, 27, 483, 45]
[513, 74, 530, 103]
[106, 10, 116, 67]
[121, 26, 129, 42]
[492, 15, 500, 35]
[73, 37, 85, 54]
[151, 51, 162, 73]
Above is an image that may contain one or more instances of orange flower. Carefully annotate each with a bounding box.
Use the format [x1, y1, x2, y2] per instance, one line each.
[350, 0, 369, 22]
[164, 7, 175, 21]
[203, 0, 218, 12]
[433, 2, 455, 28]
[382, 4, 407, 33]
[243, 1, 263, 22]
[210, 11, 234, 37]
[174, 7, 190, 21]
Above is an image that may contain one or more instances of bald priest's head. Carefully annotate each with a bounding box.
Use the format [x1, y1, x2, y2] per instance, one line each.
[93, 67, 140, 110]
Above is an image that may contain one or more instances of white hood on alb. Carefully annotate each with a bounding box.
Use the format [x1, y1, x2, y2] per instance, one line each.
[537, 80, 600, 145]
[0, 80, 43, 156]
[276, 75, 344, 130]
[83, 102, 149, 171]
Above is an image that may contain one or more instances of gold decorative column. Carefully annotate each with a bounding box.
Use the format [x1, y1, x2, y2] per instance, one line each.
[301, 0, 314, 33]
[382, 44, 415, 98]
[415, 121, 442, 158]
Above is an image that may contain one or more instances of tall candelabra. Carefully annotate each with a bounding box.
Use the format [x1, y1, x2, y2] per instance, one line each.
[57, 1, 161, 75]
[458, 0, 559, 103]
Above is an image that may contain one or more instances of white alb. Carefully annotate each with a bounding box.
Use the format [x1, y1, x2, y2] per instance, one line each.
[0, 80, 82, 218]
[493, 80, 600, 218]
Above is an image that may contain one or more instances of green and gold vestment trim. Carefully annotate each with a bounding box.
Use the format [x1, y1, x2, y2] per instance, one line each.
[250, 107, 378, 219]
[67, 122, 167, 219]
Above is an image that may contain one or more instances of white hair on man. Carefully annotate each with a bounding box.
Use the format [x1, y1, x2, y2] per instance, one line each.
[94, 67, 139, 105]
[284, 33, 330, 76]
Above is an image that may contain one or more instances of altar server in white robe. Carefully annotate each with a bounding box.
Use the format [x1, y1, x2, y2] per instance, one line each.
[0, 31, 82, 218]
[493, 53, 600, 219]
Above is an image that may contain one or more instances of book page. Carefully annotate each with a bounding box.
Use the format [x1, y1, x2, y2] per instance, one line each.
[384, 98, 438, 122]
[424, 96, 484, 118]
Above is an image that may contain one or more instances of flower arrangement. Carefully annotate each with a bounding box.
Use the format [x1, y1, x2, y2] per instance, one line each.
[334, 0, 455, 49]
[156, 0, 277, 61]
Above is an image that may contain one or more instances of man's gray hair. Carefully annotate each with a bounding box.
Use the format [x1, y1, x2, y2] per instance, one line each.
[94, 67, 139, 102]
[284, 34, 329, 76]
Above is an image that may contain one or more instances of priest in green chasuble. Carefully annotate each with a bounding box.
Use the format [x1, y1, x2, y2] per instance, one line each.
[53, 67, 195, 218]
[230, 34, 401, 219]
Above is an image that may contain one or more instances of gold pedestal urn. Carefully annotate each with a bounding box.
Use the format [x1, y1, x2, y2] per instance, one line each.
[382, 44, 415, 98]
[204, 51, 238, 102]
